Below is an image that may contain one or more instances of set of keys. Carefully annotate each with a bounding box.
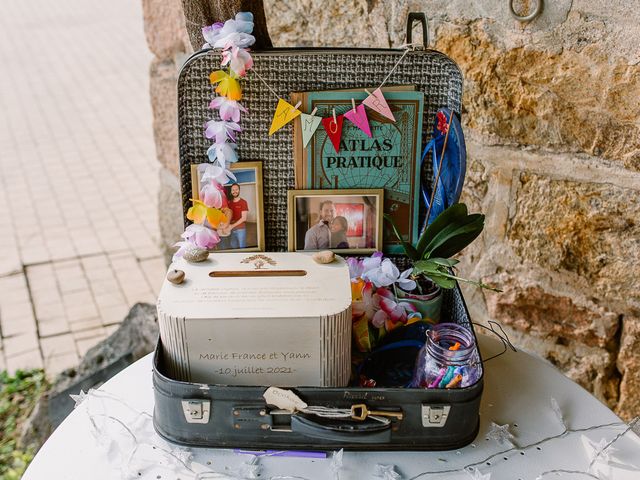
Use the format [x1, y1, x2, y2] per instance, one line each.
[350, 404, 404, 422]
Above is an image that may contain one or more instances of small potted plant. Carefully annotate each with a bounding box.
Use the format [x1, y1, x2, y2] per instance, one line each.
[349, 202, 499, 352]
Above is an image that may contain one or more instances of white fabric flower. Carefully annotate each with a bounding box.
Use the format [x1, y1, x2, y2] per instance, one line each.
[397, 268, 417, 292]
[202, 12, 255, 50]
[201, 162, 237, 185]
[207, 142, 238, 167]
[363, 258, 400, 288]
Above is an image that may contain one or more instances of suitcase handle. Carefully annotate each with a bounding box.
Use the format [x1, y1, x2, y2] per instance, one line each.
[406, 12, 429, 48]
[291, 414, 392, 444]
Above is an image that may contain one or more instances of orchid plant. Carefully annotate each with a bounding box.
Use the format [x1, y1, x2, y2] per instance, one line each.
[173, 13, 256, 261]
[350, 203, 500, 351]
[385, 202, 500, 292]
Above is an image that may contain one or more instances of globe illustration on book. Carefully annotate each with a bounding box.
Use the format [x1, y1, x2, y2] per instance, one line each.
[316, 111, 409, 201]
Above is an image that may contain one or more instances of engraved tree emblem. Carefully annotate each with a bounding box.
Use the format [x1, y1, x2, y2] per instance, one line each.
[241, 254, 277, 269]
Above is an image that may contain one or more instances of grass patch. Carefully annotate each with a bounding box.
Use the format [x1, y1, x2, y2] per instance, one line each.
[0, 369, 48, 480]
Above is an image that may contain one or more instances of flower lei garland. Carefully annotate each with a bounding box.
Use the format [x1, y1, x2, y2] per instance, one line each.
[174, 12, 256, 260]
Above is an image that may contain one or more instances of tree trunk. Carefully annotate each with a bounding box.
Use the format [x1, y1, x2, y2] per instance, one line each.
[181, 0, 272, 51]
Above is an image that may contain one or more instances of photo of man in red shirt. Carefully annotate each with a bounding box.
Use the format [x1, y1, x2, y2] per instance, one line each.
[228, 183, 249, 248]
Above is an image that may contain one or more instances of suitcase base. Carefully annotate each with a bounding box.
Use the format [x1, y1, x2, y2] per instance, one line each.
[152, 287, 483, 451]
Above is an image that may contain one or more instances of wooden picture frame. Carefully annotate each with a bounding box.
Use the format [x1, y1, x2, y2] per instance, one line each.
[287, 189, 384, 254]
[191, 161, 265, 252]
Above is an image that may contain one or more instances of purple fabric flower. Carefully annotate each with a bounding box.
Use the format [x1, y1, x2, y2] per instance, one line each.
[204, 120, 241, 143]
[201, 22, 224, 49]
[347, 257, 365, 280]
[209, 97, 248, 122]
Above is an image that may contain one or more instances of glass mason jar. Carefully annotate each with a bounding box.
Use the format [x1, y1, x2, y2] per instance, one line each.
[411, 323, 482, 389]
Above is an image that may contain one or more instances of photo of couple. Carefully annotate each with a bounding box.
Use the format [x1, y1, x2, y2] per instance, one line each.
[288, 189, 383, 254]
[303, 201, 351, 250]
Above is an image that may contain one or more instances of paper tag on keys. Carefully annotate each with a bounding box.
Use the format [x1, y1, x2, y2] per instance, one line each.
[263, 387, 308, 412]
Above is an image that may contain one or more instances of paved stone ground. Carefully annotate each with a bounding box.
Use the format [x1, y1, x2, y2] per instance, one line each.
[0, 0, 163, 378]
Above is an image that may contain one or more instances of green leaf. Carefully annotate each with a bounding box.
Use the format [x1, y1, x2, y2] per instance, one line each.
[428, 257, 460, 267]
[383, 213, 419, 260]
[415, 203, 468, 257]
[424, 214, 485, 259]
[424, 273, 457, 289]
[413, 259, 443, 276]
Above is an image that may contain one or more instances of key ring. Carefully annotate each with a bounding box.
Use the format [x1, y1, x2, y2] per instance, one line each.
[509, 0, 543, 22]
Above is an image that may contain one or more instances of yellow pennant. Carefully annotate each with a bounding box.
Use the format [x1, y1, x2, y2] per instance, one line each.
[268, 99, 301, 135]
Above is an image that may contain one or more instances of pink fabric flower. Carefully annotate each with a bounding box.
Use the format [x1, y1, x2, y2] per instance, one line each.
[222, 46, 253, 77]
[352, 281, 379, 320]
[209, 97, 248, 122]
[181, 223, 220, 249]
[199, 181, 225, 208]
[371, 287, 418, 329]
[204, 120, 241, 143]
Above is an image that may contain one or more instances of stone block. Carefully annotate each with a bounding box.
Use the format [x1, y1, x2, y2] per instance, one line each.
[141, 0, 190, 59]
[485, 275, 620, 349]
[616, 315, 640, 421]
[507, 172, 640, 311]
[265, 0, 391, 48]
[150, 58, 180, 176]
[433, 20, 640, 170]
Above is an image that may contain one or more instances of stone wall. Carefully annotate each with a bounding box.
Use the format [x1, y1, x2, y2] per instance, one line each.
[141, 0, 640, 419]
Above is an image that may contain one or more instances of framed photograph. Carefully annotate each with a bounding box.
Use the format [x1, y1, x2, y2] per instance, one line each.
[191, 161, 265, 252]
[288, 189, 384, 254]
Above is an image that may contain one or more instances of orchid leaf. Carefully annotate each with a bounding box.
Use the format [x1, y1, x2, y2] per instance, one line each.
[428, 257, 460, 267]
[425, 214, 484, 259]
[416, 203, 468, 257]
[423, 272, 457, 289]
[383, 214, 419, 261]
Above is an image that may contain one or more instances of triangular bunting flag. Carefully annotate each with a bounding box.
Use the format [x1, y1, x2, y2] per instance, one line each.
[269, 99, 302, 135]
[362, 87, 395, 122]
[300, 113, 322, 147]
[344, 104, 372, 137]
[321, 115, 344, 153]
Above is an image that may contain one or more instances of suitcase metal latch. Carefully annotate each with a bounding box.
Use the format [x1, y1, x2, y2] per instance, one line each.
[421, 405, 450, 428]
[182, 399, 211, 424]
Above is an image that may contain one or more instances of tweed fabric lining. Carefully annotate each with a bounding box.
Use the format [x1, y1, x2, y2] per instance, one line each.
[178, 48, 463, 253]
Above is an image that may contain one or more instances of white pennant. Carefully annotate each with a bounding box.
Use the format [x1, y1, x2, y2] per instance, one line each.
[300, 112, 322, 147]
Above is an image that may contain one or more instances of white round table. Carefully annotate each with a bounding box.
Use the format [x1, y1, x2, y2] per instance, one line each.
[23, 335, 640, 479]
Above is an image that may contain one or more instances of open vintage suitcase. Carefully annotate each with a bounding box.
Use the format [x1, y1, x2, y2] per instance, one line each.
[153, 12, 484, 450]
